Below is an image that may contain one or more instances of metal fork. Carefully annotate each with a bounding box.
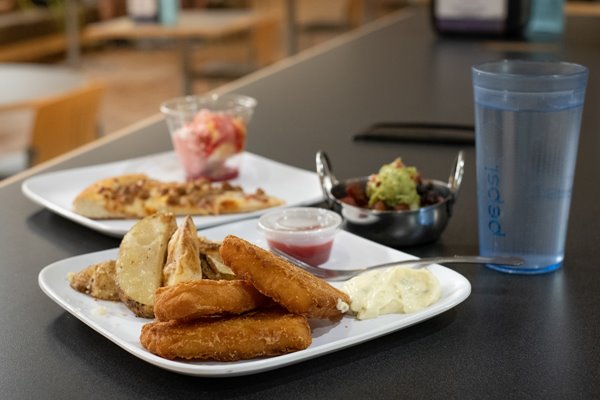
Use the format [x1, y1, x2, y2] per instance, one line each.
[270, 248, 524, 281]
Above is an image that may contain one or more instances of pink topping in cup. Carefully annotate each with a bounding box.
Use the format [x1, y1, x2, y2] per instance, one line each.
[172, 109, 246, 181]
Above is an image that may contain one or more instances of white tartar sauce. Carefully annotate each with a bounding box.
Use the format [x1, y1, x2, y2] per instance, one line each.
[342, 267, 441, 320]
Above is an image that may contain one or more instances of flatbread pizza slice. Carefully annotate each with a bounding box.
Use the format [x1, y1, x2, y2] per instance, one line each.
[72, 174, 284, 219]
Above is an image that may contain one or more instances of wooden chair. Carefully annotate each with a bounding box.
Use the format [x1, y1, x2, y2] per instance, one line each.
[29, 81, 104, 165]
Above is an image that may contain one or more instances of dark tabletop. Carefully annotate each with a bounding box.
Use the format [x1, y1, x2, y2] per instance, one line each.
[1, 7, 599, 400]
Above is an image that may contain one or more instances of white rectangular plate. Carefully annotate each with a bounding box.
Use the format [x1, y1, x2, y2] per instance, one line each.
[38, 218, 471, 377]
[22, 151, 323, 237]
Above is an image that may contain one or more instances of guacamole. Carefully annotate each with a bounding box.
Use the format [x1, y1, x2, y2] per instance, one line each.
[366, 158, 420, 210]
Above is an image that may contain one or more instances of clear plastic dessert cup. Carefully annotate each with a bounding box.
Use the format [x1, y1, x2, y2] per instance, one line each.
[258, 207, 342, 267]
[160, 93, 257, 181]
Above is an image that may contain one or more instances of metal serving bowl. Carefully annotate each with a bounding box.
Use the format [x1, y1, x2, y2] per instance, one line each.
[316, 150, 464, 248]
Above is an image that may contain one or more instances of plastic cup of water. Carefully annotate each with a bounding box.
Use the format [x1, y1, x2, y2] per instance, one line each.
[472, 60, 588, 274]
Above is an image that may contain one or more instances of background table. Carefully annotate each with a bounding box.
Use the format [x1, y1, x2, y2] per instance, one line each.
[84, 9, 276, 95]
[0, 64, 86, 111]
[1, 6, 599, 399]
[0, 64, 94, 175]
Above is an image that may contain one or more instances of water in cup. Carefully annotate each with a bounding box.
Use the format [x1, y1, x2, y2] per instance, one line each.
[472, 60, 588, 274]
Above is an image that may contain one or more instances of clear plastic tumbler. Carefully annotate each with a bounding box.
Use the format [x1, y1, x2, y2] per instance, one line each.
[160, 93, 256, 182]
[472, 60, 588, 274]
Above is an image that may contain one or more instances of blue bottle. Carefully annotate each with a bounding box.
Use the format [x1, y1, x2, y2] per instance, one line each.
[527, 0, 564, 39]
[159, 0, 179, 26]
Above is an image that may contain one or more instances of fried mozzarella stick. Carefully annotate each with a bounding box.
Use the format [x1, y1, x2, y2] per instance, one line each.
[153, 279, 271, 322]
[220, 235, 351, 321]
[140, 309, 312, 361]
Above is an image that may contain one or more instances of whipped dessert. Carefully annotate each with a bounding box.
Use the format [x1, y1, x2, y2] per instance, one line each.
[171, 109, 246, 181]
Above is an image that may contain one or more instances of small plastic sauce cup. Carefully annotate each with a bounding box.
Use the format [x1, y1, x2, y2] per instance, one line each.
[258, 207, 342, 266]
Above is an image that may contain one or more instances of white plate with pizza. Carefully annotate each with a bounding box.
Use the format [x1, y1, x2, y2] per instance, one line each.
[38, 218, 471, 378]
[22, 151, 323, 237]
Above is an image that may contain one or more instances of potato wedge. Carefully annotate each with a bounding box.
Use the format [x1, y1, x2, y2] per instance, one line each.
[115, 212, 177, 318]
[163, 216, 203, 286]
[197, 235, 236, 280]
[205, 254, 236, 280]
[68, 260, 119, 301]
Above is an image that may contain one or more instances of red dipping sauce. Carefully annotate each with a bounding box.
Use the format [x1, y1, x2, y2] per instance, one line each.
[258, 207, 342, 267]
[267, 239, 334, 266]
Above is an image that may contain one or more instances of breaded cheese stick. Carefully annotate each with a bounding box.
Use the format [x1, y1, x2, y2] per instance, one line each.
[140, 309, 311, 361]
[220, 235, 350, 321]
[153, 279, 271, 322]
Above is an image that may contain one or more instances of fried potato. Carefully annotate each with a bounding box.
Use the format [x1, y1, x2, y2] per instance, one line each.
[198, 235, 236, 280]
[163, 216, 203, 286]
[116, 212, 177, 318]
[154, 279, 271, 321]
[197, 235, 221, 254]
[220, 235, 351, 321]
[68, 260, 119, 301]
[140, 308, 312, 361]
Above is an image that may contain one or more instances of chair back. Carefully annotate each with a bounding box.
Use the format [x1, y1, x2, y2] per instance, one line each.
[30, 81, 104, 165]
